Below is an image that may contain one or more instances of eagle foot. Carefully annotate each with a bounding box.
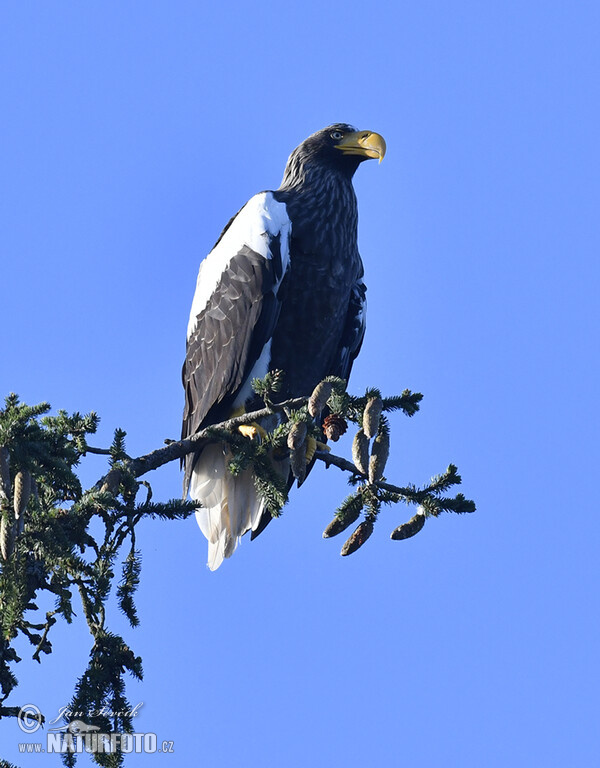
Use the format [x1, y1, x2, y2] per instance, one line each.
[305, 436, 317, 463]
[304, 438, 330, 464]
[238, 423, 267, 442]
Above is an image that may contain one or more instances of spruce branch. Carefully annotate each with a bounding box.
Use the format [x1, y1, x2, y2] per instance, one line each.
[0, 380, 474, 767]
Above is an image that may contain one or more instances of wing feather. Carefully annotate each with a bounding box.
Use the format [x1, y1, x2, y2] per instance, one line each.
[182, 192, 291, 495]
[331, 277, 367, 381]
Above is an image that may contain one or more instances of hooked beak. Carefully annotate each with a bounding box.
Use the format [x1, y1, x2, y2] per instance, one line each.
[335, 130, 386, 163]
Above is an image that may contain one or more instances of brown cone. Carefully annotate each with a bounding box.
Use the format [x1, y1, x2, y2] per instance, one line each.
[322, 414, 347, 442]
[391, 512, 426, 540]
[341, 519, 374, 556]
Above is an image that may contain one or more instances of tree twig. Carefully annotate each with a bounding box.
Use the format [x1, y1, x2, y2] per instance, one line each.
[314, 450, 427, 504]
[97, 398, 428, 510]
[84, 445, 113, 456]
[32, 612, 57, 663]
[122, 397, 308, 479]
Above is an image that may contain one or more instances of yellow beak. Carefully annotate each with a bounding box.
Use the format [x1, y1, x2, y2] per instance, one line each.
[335, 130, 386, 163]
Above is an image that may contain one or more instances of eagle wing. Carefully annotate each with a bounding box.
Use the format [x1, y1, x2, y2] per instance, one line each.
[331, 276, 367, 381]
[182, 192, 292, 495]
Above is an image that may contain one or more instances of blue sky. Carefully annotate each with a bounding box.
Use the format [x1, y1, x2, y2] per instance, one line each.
[1, 1, 599, 766]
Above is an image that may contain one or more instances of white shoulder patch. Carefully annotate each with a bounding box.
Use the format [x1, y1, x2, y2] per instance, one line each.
[187, 192, 291, 339]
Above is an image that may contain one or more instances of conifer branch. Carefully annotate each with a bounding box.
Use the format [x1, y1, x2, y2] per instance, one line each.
[123, 396, 307, 479]
[83, 446, 113, 456]
[0, 382, 474, 767]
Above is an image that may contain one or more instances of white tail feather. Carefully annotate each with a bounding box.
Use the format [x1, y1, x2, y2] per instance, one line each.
[191, 443, 265, 571]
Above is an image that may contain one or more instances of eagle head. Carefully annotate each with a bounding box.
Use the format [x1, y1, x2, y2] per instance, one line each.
[280, 124, 386, 187]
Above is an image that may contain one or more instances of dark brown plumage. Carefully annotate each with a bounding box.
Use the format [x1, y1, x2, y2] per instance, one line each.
[181, 124, 385, 569]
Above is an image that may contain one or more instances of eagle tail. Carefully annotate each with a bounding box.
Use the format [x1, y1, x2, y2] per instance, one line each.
[190, 443, 265, 571]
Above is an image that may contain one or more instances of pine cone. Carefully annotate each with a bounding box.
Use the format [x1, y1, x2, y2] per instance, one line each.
[391, 511, 426, 540]
[363, 396, 383, 439]
[323, 506, 362, 539]
[13, 470, 31, 520]
[287, 422, 307, 450]
[352, 429, 370, 475]
[100, 468, 121, 496]
[368, 430, 390, 483]
[340, 519, 374, 556]
[322, 414, 347, 442]
[308, 381, 333, 418]
[1, 514, 15, 561]
[0, 446, 10, 500]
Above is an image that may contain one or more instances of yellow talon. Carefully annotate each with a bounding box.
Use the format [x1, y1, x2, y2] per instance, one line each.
[305, 436, 317, 463]
[238, 423, 267, 442]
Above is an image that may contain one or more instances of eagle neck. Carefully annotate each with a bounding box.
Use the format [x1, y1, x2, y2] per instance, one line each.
[275, 169, 358, 255]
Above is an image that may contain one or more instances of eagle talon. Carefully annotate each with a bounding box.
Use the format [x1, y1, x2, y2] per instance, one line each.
[238, 423, 267, 442]
[305, 436, 317, 464]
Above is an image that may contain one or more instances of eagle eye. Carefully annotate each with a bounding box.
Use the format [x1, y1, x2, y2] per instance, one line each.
[330, 131, 344, 140]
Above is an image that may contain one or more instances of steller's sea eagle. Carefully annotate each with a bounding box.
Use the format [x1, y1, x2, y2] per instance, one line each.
[182, 123, 385, 570]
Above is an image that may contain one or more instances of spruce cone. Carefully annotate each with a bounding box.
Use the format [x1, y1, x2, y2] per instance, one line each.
[340, 519, 374, 556]
[322, 414, 347, 442]
[0, 446, 10, 500]
[1, 514, 15, 561]
[352, 429, 370, 475]
[13, 470, 31, 520]
[308, 381, 333, 418]
[368, 430, 390, 483]
[363, 396, 383, 439]
[323, 507, 362, 539]
[287, 422, 307, 450]
[100, 468, 121, 496]
[391, 511, 426, 540]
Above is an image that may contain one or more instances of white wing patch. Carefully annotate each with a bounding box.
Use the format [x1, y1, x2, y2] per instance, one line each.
[186, 191, 292, 570]
[231, 339, 273, 410]
[187, 192, 291, 340]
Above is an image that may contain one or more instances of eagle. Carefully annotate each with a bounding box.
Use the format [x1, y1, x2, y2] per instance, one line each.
[182, 123, 386, 570]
